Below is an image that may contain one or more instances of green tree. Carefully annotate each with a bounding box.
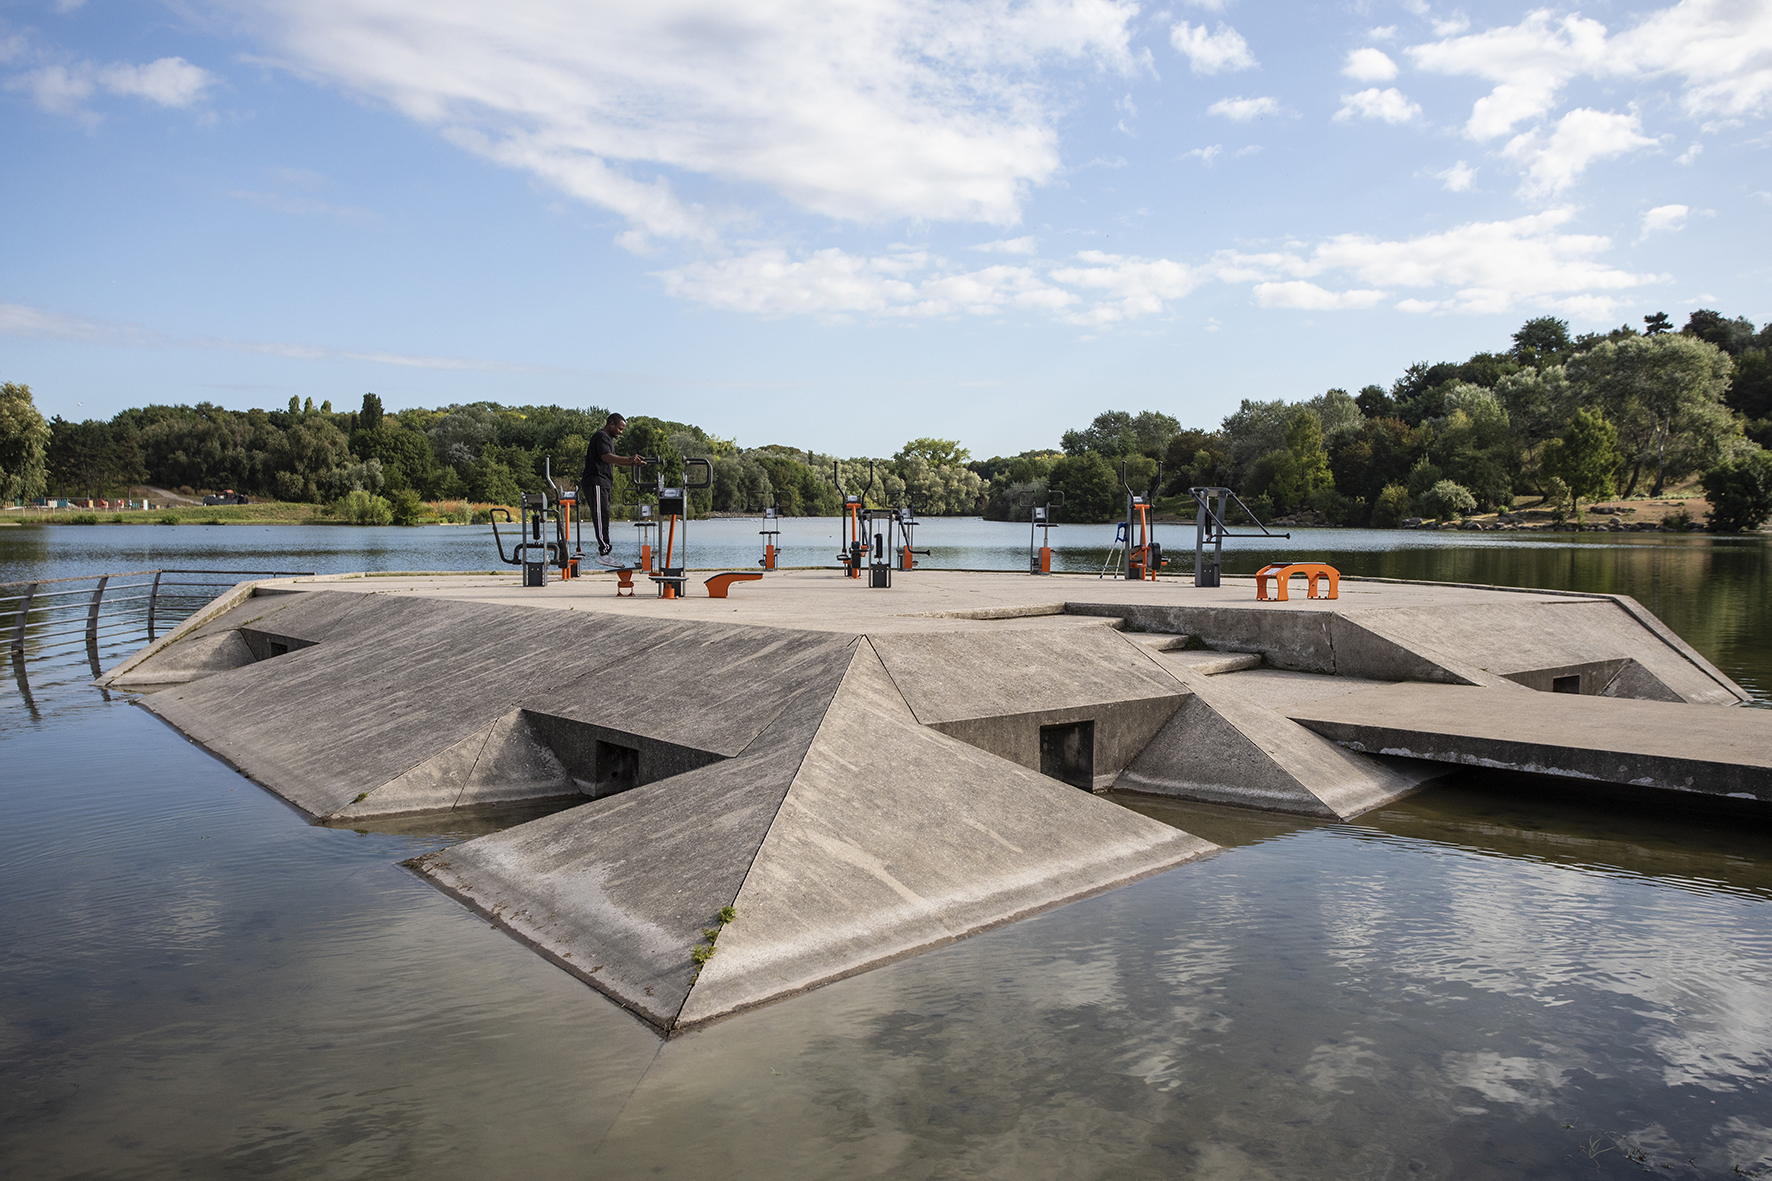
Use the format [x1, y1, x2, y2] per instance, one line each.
[266, 416, 352, 502]
[1643, 311, 1671, 336]
[47, 417, 144, 497]
[1700, 451, 1772, 533]
[1511, 316, 1573, 367]
[1420, 479, 1476, 522]
[0, 382, 51, 502]
[895, 438, 970, 468]
[1061, 410, 1179, 458]
[332, 488, 393, 525]
[1048, 451, 1119, 522]
[1541, 408, 1619, 519]
[1568, 333, 1736, 496]
[358, 392, 384, 433]
[1370, 483, 1412, 527]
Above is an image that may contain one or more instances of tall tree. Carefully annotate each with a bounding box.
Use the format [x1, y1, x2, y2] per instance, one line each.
[1542, 408, 1620, 517]
[0, 382, 51, 502]
[1568, 334, 1736, 496]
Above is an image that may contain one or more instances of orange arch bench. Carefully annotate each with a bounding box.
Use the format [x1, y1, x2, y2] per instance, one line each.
[705, 572, 765, 598]
[1256, 563, 1340, 601]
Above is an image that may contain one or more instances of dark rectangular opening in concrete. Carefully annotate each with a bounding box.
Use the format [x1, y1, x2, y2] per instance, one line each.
[268, 640, 288, 657]
[1040, 720, 1096, 790]
[595, 739, 640, 796]
[1552, 674, 1581, 694]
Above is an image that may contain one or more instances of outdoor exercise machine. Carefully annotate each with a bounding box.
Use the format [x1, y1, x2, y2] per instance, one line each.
[644, 456, 712, 599]
[490, 489, 566, 588]
[833, 460, 873, 579]
[1188, 487, 1288, 588]
[1099, 461, 1166, 580]
[893, 505, 928, 571]
[755, 497, 781, 571]
[1016, 488, 1065, 575]
[545, 457, 584, 580]
[857, 507, 898, 588]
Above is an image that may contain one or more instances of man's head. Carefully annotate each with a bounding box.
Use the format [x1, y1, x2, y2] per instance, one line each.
[606, 412, 626, 438]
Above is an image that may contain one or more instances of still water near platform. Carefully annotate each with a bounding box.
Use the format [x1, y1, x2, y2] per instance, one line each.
[2, 522, 1771, 1178]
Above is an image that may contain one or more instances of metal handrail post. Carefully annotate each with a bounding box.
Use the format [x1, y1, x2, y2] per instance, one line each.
[86, 575, 109, 649]
[9, 582, 34, 657]
[147, 571, 163, 641]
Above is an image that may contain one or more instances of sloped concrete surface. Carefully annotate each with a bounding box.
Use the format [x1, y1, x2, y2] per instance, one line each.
[871, 626, 1188, 784]
[1117, 662, 1439, 818]
[1289, 683, 1772, 800]
[675, 641, 1216, 1030]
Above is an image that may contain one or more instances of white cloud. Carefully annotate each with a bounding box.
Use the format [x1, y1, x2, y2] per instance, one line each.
[97, 57, 213, 107]
[1253, 281, 1386, 309]
[1640, 203, 1690, 236]
[1368, 26, 1398, 41]
[1408, 12, 1612, 140]
[972, 236, 1038, 254]
[1436, 161, 1476, 191]
[6, 55, 216, 120]
[1182, 144, 1222, 165]
[1502, 107, 1657, 196]
[1676, 141, 1704, 164]
[1170, 21, 1257, 74]
[0, 302, 555, 371]
[1047, 250, 1202, 324]
[1334, 87, 1422, 124]
[655, 248, 1077, 320]
[1410, 1, 1772, 142]
[1210, 208, 1655, 319]
[238, 0, 1144, 247]
[1207, 95, 1285, 121]
[1342, 48, 1398, 82]
[1235, 144, 1262, 156]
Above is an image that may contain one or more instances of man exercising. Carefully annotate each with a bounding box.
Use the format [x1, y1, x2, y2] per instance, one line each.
[584, 413, 648, 563]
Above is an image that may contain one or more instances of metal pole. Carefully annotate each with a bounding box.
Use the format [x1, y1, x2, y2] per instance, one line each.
[85, 575, 109, 649]
[9, 582, 34, 658]
[1195, 495, 1207, 587]
[147, 570, 163, 641]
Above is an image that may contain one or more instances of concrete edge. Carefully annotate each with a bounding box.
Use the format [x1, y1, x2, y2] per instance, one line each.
[94, 579, 266, 688]
[913, 602, 1068, 620]
[397, 857, 672, 1037]
[1603, 593, 1753, 703]
[669, 835, 1219, 1036]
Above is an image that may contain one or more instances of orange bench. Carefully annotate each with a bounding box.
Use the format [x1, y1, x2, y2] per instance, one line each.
[705, 572, 765, 598]
[1256, 563, 1340, 601]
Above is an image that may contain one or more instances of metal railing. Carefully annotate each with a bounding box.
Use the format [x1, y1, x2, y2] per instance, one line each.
[2, 569, 313, 675]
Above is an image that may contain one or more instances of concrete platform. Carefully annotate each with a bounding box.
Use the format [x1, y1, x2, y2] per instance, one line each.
[102, 566, 1760, 1031]
[1288, 682, 1772, 802]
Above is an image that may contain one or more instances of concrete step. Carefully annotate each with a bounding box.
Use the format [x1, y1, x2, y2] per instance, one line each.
[1149, 647, 1263, 675]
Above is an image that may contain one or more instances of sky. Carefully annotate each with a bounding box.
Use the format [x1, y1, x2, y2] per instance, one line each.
[2, 0, 1769, 457]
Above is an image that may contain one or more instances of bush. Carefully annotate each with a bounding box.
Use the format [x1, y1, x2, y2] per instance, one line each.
[1542, 477, 1571, 523]
[157, 512, 180, 525]
[68, 512, 100, 524]
[389, 488, 425, 526]
[1420, 479, 1477, 521]
[1371, 483, 1412, 528]
[1701, 451, 1772, 532]
[333, 489, 394, 525]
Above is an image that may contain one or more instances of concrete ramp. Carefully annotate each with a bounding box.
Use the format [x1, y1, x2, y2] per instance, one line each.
[1115, 664, 1442, 819]
[1287, 683, 1772, 802]
[410, 640, 1216, 1033]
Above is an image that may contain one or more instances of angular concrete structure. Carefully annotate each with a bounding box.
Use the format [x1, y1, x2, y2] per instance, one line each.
[105, 568, 1763, 1032]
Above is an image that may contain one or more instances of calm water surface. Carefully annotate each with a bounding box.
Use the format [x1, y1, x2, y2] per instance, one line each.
[3, 522, 1771, 1178]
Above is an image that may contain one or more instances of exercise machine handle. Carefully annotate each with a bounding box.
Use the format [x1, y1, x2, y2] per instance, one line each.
[488, 507, 517, 565]
[684, 457, 712, 490]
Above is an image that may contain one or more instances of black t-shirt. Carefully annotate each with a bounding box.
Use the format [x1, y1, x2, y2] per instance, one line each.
[587, 429, 616, 486]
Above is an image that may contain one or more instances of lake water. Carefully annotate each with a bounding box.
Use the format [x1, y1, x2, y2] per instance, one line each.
[3, 521, 1771, 1179]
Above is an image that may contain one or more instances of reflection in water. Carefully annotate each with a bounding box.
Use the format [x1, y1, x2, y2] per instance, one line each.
[3, 526, 1771, 1177]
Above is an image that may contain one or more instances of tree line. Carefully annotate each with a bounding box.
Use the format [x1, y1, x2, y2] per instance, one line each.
[2, 306, 1768, 531]
[970, 308, 1772, 532]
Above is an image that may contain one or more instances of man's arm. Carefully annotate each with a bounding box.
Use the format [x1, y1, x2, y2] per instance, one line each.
[608, 453, 648, 468]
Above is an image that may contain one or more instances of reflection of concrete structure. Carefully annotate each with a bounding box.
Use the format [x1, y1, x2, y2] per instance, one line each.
[105, 570, 1766, 1032]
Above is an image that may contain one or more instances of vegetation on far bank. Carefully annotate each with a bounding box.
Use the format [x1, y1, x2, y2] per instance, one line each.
[3, 306, 1770, 532]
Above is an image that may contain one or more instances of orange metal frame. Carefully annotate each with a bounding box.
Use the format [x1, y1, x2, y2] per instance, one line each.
[1255, 562, 1340, 601]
